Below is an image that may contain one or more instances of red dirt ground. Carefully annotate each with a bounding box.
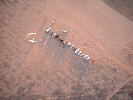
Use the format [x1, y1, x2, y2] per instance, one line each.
[0, 0, 133, 100]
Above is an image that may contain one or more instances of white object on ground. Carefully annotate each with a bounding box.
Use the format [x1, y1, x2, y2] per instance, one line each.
[83, 55, 88, 59]
[27, 33, 37, 38]
[78, 51, 82, 55]
[29, 38, 36, 43]
[75, 48, 80, 54]
[52, 33, 57, 37]
[66, 43, 71, 47]
[63, 41, 67, 44]
[52, 21, 55, 23]
[85, 57, 91, 61]
[71, 45, 74, 49]
[62, 30, 69, 33]
[45, 28, 51, 33]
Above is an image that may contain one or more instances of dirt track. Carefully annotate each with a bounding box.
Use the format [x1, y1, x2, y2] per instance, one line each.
[0, 0, 133, 100]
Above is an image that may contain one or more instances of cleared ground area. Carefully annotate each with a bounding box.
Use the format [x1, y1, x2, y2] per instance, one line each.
[0, 0, 133, 100]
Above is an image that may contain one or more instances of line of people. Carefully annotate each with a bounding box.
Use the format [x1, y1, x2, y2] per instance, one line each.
[45, 27, 91, 62]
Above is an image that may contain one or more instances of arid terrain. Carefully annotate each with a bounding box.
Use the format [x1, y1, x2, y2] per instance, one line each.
[0, 0, 133, 100]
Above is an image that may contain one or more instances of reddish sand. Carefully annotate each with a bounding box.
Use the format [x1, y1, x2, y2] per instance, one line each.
[0, 0, 133, 100]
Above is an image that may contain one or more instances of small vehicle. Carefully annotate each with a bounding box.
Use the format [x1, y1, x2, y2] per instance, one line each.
[45, 28, 51, 33]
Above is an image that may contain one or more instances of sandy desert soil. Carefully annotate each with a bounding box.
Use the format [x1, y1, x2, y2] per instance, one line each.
[103, 0, 133, 21]
[0, 0, 133, 100]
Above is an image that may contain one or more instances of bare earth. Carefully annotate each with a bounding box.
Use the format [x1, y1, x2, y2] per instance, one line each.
[0, 0, 133, 100]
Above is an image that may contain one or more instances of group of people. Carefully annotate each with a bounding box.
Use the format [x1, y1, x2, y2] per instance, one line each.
[45, 27, 91, 62]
